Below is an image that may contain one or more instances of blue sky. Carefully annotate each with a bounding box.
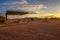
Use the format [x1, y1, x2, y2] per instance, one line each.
[0, 0, 60, 16]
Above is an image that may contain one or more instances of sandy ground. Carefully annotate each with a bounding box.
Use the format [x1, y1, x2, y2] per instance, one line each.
[0, 20, 60, 40]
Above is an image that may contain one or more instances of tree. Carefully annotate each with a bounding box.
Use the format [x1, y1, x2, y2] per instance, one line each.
[0, 16, 5, 23]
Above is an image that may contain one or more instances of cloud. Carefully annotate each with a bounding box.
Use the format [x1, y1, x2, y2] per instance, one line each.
[8, 4, 46, 12]
[0, 0, 28, 5]
[0, 0, 47, 12]
[21, 0, 28, 4]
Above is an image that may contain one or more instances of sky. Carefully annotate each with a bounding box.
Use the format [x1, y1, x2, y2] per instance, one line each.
[0, 0, 60, 17]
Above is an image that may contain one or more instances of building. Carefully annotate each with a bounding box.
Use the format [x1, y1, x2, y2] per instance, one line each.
[6, 11, 28, 20]
[5, 11, 28, 23]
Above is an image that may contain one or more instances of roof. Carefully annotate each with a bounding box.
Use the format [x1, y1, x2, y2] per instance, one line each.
[6, 11, 28, 15]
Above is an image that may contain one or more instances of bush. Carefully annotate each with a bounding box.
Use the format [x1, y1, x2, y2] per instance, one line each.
[0, 16, 5, 23]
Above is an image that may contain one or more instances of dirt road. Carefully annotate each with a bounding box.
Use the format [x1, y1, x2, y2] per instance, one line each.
[0, 20, 60, 40]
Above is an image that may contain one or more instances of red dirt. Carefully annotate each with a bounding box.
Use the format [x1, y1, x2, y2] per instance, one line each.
[0, 20, 60, 40]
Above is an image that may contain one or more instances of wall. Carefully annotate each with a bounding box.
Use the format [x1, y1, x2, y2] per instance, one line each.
[7, 15, 25, 19]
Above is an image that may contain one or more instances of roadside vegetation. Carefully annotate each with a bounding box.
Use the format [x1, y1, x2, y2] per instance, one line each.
[0, 16, 5, 23]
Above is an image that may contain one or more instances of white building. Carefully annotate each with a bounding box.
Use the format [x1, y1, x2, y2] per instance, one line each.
[6, 11, 28, 20]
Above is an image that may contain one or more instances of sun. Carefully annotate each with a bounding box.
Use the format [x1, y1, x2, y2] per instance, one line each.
[35, 11, 40, 14]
